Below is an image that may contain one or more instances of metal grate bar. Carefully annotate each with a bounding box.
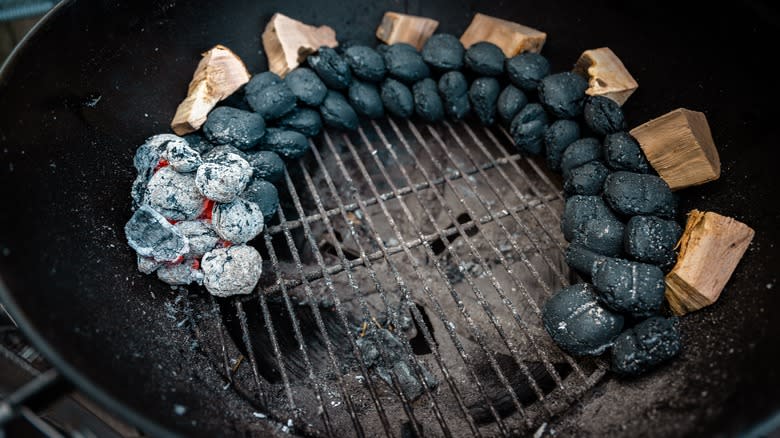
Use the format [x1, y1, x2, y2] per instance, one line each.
[257, 293, 296, 409]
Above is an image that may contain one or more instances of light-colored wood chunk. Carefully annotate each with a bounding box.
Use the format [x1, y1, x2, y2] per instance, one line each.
[459, 13, 546, 57]
[630, 108, 721, 191]
[375, 11, 438, 50]
[262, 13, 338, 78]
[665, 210, 754, 316]
[171, 45, 250, 135]
[573, 47, 638, 106]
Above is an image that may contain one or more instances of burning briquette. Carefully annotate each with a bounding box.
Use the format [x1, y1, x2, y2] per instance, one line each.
[212, 197, 265, 243]
[145, 166, 205, 221]
[125, 205, 189, 262]
[194, 152, 253, 203]
[201, 245, 263, 297]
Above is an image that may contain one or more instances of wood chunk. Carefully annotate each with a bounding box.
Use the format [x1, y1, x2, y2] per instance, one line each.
[262, 13, 338, 78]
[459, 13, 546, 57]
[375, 12, 438, 50]
[665, 210, 754, 316]
[630, 108, 720, 190]
[171, 45, 250, 135]
[573, 47, 638, 106]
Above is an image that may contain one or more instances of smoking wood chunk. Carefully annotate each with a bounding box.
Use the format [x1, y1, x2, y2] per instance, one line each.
[630, 108, 720, 190]
[665, 210, 754, 316]
[573, 47, 638, 106]
[262, 13, 338, 78]
[459, 13, 546, 58]
[171, 45, 250, 136]
[375, 12, 439, 50]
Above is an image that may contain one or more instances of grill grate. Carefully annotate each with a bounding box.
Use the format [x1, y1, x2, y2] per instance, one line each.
[198, 119, 607, 437]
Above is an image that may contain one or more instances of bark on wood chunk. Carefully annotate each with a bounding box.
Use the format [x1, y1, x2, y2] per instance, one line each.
[573, 47, 638, 106]
[630, 108, 720, 190]
[665, 210, 754, 316]
[171, 45, 250, 136]
[375, 12, 439, 50]
[459, 13, 546, 58]
[262, 13, 338, 78]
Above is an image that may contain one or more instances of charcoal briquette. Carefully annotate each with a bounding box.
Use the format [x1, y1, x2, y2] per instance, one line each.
[202, 145, 249, 162]
[572, 216, 625, 258]
[276, 107, 323, 137]
[245, 73, 297, 120]
[421, 33, 464, 71]
[145, 166, 205, 221]
[308, 46, 352, 90]
[381, 78, 414, 118]
[348, 80, 385, 119]
[438, 71, 470, 120]
[194, 152, 252, 203]
[259, 128, 310, 160]
[201, 244, 263, 297]
[565, 244, 607, 277]
[560, 137, 603, 178]
[182, 133, 213, 155]
[564, 161, 610, 196]
[320, 90, 359, 131]
[542, 283, 624, 356]
[137, 255, 161, 275]
[510, 102, 548, 155]
[131, 173, 149, 210]
[412, 78, 444, 123]
[592, 257, 666, 318]
[603, 132, 651, 173]
[212, 197, 265, 243]
[125, 205, 189, 262]
[497, 85, 528, 124]
[469, 77, 500, 125]
[538, 72, 589, 119]
[157, 259, 204, 286]
[382, 43, 431, 84]
[561, 195, 619, 242]
[245, 71, 282, 91]
[343, 45, 387, 82]
[611, 316, 681, 376]
[544, 119, 581, 172]
[584, 95, 626, 136]
[202, 106, 266, 150]
[245, 150, 285, 183]
[242, 178, 280, 221]
[464, 41, 505, 76]
[162, 140, 202, 173]
[175, 220, 220, 258]
[624, 215, 682, 268]
[134, 134, 187, 175]
[284, 67, 328, 106]
[505, 52, 551, 92]
[603, 171, 676, 218]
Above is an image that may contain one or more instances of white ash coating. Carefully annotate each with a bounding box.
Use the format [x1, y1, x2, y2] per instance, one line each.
[134, 134, 188, 174]
[137, 255, 161, 274]
[175, 220, 220, 258]
[201, 245, 262, 297]
[157, 259, 204, 285]
[195, 152, 252, 203]
[145, 166, 205, 221]
[163, 141, 202, 172]
[212, 198, 264, 243]
[125, 205, 189, 262]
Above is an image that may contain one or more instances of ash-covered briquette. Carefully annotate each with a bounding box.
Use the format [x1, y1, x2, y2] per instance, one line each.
[320, 90, 360, 131]
[276, 107, 323, 137]
[125, 205, 189, 262]
[510, 102, 548, 155]
[469, 77, 500, 126]
[194, 152, 252, 203]
[464, 41, 505, 76]
[284, 67, 328, 107]
[131, 174, 149, 210]
[412, 78, 444, 123]
[162, 140, 202, 172]
[201, 244, 263, 297]
[611, 316, 681, 376]
[505, 52, 551, 92]
[592, 257, 666, 318]
[182, 133, 213, 155]
[542, 283, 624, 356]
[584, 95, 626, 136]
[211, 197, 265, 243]
[203, 145, 249, 161]
[259, 128, 310, 160]
[137, 255, 161, 274]
[157, 259, 204, 286]
[544, 119, 581, 172]
[497, 85, 528, 124]
[571, 217, 625, 258]
[382, 43, 431, 84]
[381, 78, 414, 118]
[348, 80, 385, 119]
[202, 106, 266, 150]
[356, 326, 438, 401]
[421, 33, 464, 71]
[624, 215, 683, 268]
[241, 178, 280, 221]
[175, 220, 220, 258]
[246, 150, 285, 183]
[560, 137, 603, 178]
[145, 166, 205, 221]
[538, 72, 589, 119]
[564, 161, 610, 196]
[308, 46, 352, 90]
[565, 244, 607, 277]
[244, 73, 297, 120]
[438, 71, 470, 120]
[603, 171, 676, 218]
[343, 45, 387, 82]
[603, 132, 651, 174]
[561, 195, 620, 242]
[134, 134, 187, 175]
